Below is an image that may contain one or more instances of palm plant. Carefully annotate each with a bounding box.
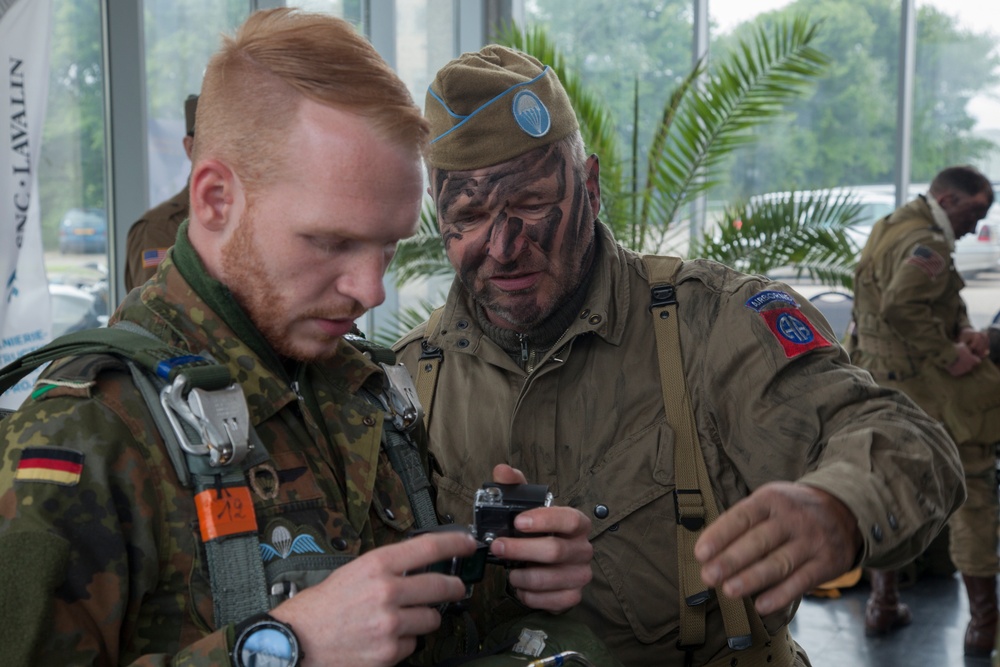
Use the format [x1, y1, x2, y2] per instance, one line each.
[381, 15, 866, 341]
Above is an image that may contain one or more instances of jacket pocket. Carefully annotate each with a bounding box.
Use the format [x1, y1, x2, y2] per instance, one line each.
[566, 418, 680, 643]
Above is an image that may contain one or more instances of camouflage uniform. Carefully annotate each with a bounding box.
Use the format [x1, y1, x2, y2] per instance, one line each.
[0, 228, 423, 665]
[852, 195, 1000, 577]
[395, 222, 965, 666]
[124, 185, 189, 291]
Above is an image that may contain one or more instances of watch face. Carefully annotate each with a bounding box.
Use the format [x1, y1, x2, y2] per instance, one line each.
[236, 621, 300, 667]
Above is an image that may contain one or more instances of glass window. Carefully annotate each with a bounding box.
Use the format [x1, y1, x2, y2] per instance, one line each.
[40, 0, 109, 322]
[365, 0, 462, 341]
[143, 1, 250, 211]
[916, 0, 1000, 324]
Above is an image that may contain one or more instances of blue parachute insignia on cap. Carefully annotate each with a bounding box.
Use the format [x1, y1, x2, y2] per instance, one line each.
[512, 90, 550, 138]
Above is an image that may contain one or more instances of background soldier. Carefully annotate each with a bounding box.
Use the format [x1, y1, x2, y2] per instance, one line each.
[850, 165, 1000, 657]
[124, 93, 197, 291]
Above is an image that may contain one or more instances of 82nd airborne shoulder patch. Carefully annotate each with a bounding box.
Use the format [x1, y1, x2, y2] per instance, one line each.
[745, 290, 832, 359]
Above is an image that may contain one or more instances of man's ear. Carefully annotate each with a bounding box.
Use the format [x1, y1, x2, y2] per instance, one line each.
[585, 154, 601, 217]
[189, 158, 240, 232]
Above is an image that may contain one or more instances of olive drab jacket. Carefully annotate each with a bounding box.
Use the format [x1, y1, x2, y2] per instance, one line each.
[124, 184, 189, 291]
[0, 230, 419, 665]
[851, 195, 1000, 444]
[394, 222, 966, 667]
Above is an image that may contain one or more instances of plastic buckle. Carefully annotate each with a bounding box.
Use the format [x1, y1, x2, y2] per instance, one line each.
[673, 488, 705, 531]
[649, 285, 677, 311]
[160, 374, 251, 466]
[377, 362, 424, 432]
[419, 340, 443, 360]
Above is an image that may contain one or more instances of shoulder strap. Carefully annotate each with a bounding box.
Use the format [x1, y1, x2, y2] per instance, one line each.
[414, 306, 445, 433]
[642, 255, 754, 652]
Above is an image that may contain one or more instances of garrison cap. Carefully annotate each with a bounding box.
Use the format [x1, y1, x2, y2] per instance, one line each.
[184, 94, 199, 136]
[425, 44, 578, 171]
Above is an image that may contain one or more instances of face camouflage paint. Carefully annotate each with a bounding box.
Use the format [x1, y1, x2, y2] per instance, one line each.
[435, 143, 596, 331]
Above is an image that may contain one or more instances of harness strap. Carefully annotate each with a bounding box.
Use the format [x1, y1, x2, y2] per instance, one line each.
[643, 255, 753, 653]
[415, 307, 445, 433]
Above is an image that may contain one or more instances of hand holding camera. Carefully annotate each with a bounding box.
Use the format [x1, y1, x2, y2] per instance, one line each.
[410, 465, 594, 615]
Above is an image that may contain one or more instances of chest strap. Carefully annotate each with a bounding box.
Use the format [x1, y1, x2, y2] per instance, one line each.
[644, 256, 795, 666]
[414, 307, 446, 434]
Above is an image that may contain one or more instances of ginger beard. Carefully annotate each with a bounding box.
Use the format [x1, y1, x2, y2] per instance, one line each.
[221, 203, 365, 362]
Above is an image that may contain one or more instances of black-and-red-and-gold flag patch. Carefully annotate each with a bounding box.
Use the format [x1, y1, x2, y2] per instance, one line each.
[15, 447, 85, 486]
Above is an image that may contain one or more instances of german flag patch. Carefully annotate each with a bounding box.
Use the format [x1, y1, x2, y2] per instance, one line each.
[15, 447, 85, 486]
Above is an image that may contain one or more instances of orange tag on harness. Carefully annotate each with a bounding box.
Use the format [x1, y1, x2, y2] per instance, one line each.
[195, 485, 257, 542]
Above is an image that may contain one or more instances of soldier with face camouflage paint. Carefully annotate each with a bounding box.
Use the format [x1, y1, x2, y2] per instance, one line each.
[0, 11, 603, 667]
[394, 44, 967, 666]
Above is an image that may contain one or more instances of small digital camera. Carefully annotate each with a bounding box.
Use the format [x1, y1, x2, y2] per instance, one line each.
[408, 482, 553, 585]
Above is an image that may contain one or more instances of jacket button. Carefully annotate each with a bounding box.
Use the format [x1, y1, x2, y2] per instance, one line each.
[331, 537, 348, 551]
[871, 524, 883, 542]
[594, 504, 609, 519]
[887, 513, 898, 530]
[384, 508, 395, 520]
[443, 514, 454, 524]
[363, 416, 376, 426]
[457, 319, 469, 329]
[457, 339, 470, 348]
[588, 315, 603, 325]
[579, 309, 591, 319]
[608, 523, 620, 532]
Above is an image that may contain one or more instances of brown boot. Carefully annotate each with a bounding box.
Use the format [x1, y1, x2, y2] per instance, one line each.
[963, 574, 998, 657]
[865, 569, 912, 637]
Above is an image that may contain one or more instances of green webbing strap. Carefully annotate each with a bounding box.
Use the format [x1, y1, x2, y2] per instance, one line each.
[197, 469, 271, 628]
[643, 255, 753, 653]
[381, 424, 438, 530]
[110, 325, 271, 627]
[415, 307, 445, 434]
[0, 327, 231, 396]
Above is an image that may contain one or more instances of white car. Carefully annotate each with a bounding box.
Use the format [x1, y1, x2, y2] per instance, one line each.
[49, 283, 108, 338]
[954, 215, 1000, 277]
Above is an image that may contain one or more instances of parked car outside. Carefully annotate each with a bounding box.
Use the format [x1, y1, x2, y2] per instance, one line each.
[58, 208, 107, 254]
[954, 214, 1000, 277]
[49, 283, 108, 337]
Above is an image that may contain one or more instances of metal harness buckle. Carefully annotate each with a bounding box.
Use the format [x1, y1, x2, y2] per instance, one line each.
[377, 362, 424, 432]
[160, 374, 252, 466]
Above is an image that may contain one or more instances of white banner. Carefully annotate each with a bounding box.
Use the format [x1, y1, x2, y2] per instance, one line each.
[0, 0, 53, 410]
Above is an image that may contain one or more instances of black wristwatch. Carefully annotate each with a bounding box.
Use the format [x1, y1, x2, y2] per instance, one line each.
[232, 613, 303, 667]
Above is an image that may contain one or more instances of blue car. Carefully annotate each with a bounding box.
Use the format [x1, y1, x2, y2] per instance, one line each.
[58, 208, 107, 254]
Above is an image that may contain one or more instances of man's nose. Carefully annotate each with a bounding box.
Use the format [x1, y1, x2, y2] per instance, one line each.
[486, 217, 527, 263]
[340, 250, 387, 311]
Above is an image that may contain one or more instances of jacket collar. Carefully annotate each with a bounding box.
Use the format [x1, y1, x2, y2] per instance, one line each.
[923, 194, 956, 249]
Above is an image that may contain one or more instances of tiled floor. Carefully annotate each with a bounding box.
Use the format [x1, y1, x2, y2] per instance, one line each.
[790, 573, 991, 666]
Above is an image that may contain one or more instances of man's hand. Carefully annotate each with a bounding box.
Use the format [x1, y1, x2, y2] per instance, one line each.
[947, 341, 983, 377]
[269, 530, 477, 667]
[488, 463, 593, 613]
[959, 327, 990, 359]
[694, 482, 861, 616]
